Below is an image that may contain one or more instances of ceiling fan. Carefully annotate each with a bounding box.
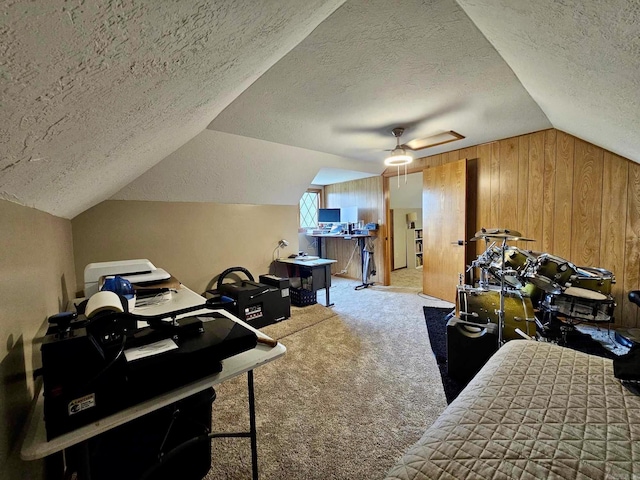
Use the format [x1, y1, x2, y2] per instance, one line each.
[384, 127, 464, 166]
[384, 127, 464, 188]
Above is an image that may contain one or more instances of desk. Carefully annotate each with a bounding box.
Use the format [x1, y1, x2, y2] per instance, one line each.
[21, 286, 286, 480]
[275, 258, 336, 307]
[308, 234, 377, 290]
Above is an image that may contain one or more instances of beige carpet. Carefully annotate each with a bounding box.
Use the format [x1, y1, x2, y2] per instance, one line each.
[204, 278, 452, 480]
[389, 267, 423, 289]
[260, 303, 337, 340]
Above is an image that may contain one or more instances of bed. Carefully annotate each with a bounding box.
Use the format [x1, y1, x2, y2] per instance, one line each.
[385, 340, 640, 480]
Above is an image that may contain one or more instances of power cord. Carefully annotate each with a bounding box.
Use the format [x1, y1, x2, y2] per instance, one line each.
[306, 238, 318, 255]
[135, 291, 174, 309]
[335, 239, 360, 275]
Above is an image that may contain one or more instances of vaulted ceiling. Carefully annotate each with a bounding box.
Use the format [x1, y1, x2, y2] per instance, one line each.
[2, 1, 638, 219]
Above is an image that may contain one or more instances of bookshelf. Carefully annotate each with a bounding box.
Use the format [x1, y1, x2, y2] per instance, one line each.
[414, 228, 423, 269]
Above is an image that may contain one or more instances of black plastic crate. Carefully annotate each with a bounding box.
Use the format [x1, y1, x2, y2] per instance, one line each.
[290, 287, 317, 307]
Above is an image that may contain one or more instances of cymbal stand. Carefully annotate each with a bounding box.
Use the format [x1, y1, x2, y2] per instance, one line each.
[496, 238, 507, 346]
[475, 239, 495, 290]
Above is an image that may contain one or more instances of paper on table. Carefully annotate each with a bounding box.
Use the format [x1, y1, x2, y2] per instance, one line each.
[124, 338, 178, 362]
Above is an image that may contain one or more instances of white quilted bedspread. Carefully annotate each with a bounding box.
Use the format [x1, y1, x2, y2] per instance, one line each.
[385, 340, 640, 480]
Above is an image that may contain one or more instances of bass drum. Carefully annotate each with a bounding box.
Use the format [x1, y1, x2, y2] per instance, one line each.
[457, 286, 536, 341]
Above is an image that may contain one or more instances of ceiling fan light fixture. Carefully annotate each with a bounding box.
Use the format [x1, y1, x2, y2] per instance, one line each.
[384, 147, 413, 166]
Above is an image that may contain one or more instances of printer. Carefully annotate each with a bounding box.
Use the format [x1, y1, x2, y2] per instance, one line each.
[84, 259, 171, 297]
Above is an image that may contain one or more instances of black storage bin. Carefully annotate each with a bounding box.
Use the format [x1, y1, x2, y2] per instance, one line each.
[290, 287, 317, 307]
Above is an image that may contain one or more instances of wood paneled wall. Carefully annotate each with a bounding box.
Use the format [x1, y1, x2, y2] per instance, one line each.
[405, 128, 638, 327]
[324, 176, 385, 283]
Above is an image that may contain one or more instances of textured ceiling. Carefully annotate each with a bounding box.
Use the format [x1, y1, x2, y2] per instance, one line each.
[456, 0, 640, 163]
[3, 0, 638, 220]
[207, 0, 551, 163]
[0, 0, 345, 218]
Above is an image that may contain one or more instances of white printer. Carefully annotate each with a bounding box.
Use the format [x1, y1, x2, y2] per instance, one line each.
[84, 259, 171, 297]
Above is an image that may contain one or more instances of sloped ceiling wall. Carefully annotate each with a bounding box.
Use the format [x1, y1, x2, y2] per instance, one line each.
[113, 130, 382, 205]
[207, 0, 551, 163]
[2, 0, 638, 220]
[456, 0, 640, 163]
[1, 0, 345, 219]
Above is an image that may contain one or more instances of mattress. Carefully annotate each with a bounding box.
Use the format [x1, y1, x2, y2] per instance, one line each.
[385, 340, 640, 480]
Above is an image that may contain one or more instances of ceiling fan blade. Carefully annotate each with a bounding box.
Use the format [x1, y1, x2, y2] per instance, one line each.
[333, 101, 466, 138]
[405, 131, 465, 151]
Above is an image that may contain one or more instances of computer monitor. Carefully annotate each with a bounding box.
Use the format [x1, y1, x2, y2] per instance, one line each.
[318, 208, 341, 223]
[340, 206, 358, 224]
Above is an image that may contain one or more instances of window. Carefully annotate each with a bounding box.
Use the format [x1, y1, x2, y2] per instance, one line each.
[299, 189, 322, 228]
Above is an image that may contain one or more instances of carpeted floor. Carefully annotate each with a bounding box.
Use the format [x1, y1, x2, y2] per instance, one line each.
[203, 277, 453, 480]
[389, 267, 422, 289]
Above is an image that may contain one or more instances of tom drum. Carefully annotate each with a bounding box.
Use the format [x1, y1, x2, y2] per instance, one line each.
[524, 253, 577, 293]
[568, 267, 616, 295]
[487, 246, 537, 289]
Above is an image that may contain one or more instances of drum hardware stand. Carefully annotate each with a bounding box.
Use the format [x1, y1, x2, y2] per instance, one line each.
[468, 237, 496, 291]
[512, 315, 534, 338]
[514, 328, 534, 340]
[495, 238, 508, 346]
[477, 239, 496, 290]
[467, 229, 535, 345]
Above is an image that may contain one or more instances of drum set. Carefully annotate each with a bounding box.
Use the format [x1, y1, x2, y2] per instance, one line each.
[456, 228, 616, 345]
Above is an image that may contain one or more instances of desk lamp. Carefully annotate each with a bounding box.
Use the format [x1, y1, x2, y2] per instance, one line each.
[407, 212, 417, 229]
[274, 239, 289, 260]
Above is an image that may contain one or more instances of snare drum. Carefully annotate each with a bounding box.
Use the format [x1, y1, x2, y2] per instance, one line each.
[541, 286, 615, 322]
[569, 267, 616, 295]
[457, 286, 536, 340]
[524, 253, 577, 293]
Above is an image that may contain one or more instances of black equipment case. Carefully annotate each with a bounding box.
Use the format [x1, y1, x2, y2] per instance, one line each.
[41, 309, 257, 441]
[209, 267, 290, 329]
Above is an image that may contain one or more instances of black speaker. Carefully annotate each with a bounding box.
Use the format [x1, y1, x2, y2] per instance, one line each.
[447, 316, 499, 383]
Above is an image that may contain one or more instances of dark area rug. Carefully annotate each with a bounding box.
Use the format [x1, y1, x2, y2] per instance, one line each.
[423, 306, 464, 404]
[423, 306, 617, 404]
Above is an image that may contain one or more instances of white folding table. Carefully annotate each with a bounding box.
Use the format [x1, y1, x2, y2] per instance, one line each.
[21, 286, 286, 480]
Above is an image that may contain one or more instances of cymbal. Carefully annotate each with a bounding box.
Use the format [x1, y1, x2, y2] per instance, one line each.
[470, 233, 535, 242]
[473, 228, 522, 238]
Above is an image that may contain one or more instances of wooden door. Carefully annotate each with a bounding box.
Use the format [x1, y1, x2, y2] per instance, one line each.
[423, 159, 468, 303]
[392, 210, 407, 269]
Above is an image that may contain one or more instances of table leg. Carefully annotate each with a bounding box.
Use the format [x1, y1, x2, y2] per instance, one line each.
[354, 237, 375, 290]
[324, 264, 334, 307]
[66, 441, 92, 480]
[248, 370, 258, 480]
